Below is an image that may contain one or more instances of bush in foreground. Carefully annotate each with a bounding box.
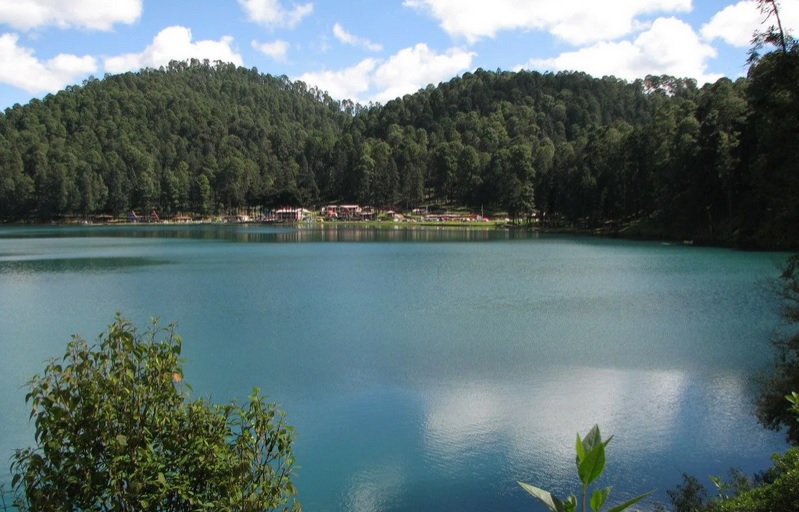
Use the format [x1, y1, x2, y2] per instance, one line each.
[714, 447, 799, 512]
[10, 315, 299, 511]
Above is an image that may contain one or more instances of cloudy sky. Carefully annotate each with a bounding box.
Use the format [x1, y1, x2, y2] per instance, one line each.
[0, 0, 797, 110]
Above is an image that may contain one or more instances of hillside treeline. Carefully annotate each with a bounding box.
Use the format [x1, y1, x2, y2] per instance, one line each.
[0, 51, 797, 247]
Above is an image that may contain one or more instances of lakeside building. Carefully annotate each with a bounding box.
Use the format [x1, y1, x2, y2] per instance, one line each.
[321, 205, 362, 221]
[274, 208, 309, 222]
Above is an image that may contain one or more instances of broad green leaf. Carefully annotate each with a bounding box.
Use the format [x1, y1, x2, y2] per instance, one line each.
[518, 481, 566, 512]
[582, 425, 602, 454]
[607, 490, 654, 512]
[591, 487, 611, 512]
[578, 442, 606, 487]
[576, 433, 586, 464]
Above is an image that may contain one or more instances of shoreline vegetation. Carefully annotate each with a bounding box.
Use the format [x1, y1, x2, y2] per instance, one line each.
[0, 213, 731, 250]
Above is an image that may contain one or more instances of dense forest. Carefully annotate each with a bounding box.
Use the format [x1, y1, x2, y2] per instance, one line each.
[1, 42, 797, 248]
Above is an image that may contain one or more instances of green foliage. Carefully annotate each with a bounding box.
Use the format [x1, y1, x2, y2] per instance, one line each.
[666, 474, 710, 512]
[518, 425, 652, 512]
[787, 391, 799, 417]
[710, 392, 799, 512]
[667, 470, 754, 512]
[741, 45, 799, 247]
[709, 468, 753, 503]
[10, 315, 299, 512]
[1, 60, 346, 219]
[666, 468, 756, 512]
[757, 254, 799, 444]
[714, 448, 799, 512]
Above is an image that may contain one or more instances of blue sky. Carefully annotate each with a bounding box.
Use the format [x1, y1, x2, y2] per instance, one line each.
[1, 0, 797, 110]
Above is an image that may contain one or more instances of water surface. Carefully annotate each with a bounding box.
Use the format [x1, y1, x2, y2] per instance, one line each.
[0, 225, 790, 510]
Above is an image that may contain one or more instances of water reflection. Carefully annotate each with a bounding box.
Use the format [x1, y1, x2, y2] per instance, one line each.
[0, 224, 534, 244]
[344, 466, 405, 512]
[421, 367, 771, 505]
[278, 225, 511, 243]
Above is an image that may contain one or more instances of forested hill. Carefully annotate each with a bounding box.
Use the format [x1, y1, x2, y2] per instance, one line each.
[1, 54, 798, 248]
[0, 60, 349, 221]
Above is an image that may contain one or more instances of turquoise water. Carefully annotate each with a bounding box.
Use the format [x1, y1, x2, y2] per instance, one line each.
[0, 225, 791, 510]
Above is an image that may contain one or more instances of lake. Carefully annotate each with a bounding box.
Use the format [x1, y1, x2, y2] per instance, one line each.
[0, 224, 791, 511]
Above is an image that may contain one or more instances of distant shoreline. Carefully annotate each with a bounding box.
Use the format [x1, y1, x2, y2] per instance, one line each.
[1, 219, 792, 251]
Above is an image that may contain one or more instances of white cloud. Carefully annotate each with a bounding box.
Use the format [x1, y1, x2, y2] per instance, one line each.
[297, 43, 474, 104]
[0, 0, 141, 31]
[238, 0, 313, 29]
[521, 17, 722, 85]
[252, 39, 289, 62]
[297, 58, 379, 103]
[371, 44, 474, 103]
[403, 0, 691, 45]
[104, 26, 243, 74]
[702, 0, 799, 48]
[701, 1, 760, 47]
[778, 1, 799, 36]
[333, 23, 383, 52]
[0, 32, 97, 93]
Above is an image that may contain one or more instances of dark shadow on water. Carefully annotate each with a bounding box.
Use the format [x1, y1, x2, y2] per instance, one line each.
[0, 257, 170, 275]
